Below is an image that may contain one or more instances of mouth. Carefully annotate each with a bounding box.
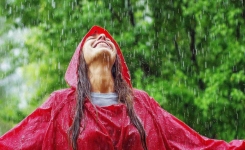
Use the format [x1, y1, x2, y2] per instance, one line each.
[93, 40, 112, 49]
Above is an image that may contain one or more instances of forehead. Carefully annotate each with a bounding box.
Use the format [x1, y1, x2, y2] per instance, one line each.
[85, 33, 111, 42]
[87, 32, 109, 37]
[87, 33, 98, 38]
[84, 26, 112, 40]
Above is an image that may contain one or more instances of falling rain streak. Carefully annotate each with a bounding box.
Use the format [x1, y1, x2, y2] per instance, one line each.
[0, 0, 244, 142]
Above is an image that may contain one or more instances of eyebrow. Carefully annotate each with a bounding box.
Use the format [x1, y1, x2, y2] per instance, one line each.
[86, 33, 110, 41]
[86, 33, 97, 39]
[90, 33, 97, 37]
[85, 34, 96, 41]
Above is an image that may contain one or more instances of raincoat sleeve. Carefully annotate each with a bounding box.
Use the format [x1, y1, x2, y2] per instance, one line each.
[0, 93, 55, 150]
[148, 96, 245, 150]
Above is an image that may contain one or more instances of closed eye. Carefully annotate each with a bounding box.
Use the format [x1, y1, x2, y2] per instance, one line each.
[86, 37, 95, 41]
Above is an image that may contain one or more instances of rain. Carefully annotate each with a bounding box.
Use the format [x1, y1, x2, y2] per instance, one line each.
[0, 0, 245, 148]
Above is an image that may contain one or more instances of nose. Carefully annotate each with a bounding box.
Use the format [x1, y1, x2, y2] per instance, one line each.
[97, 34, 106, 40]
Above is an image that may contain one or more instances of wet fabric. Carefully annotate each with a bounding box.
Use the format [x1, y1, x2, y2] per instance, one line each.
[0, 26, 245, 150]
[91, 92, 118, 106]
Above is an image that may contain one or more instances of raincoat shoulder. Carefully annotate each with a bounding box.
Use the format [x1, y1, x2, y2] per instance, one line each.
[0, 88, 75, 150]
[132, 89, 245, 150]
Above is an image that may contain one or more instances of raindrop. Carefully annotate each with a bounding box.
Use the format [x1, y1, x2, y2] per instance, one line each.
[109, 3, 111, 9]
[52, 0, 56, 8]
[8, 6, 12, 14]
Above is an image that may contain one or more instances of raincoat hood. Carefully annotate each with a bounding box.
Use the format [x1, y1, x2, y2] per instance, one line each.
[65, 25, 132, 89]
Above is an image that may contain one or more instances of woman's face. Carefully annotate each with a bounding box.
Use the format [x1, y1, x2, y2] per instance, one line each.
[82, 33, 117, 67]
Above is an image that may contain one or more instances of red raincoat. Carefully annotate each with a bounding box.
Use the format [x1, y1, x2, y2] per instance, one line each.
[0, 26, 244, 150]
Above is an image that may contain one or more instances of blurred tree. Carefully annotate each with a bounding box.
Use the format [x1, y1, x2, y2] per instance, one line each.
[0, 3, 27, 134]
[0, 0, 244, 142]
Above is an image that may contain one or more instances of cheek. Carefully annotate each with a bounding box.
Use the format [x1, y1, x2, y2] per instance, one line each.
[111, 53, 117, 64]
[82, 46, 93, 65]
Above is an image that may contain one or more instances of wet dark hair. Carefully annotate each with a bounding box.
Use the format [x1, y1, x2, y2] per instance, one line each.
[69, 52, 147, 150]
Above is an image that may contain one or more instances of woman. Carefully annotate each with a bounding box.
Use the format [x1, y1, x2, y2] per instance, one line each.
[0, 26, 244, 150]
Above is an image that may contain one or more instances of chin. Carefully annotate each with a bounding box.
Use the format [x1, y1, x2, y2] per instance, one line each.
[97, 47, 114, 55]
[94, 49, 116, 63]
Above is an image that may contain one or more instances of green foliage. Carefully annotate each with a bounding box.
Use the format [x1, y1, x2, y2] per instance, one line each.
[0, 0, 245, 141]
[0, 5, 29, 134]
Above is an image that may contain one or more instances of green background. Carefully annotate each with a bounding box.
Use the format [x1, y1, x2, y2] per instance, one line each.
[0, 0, 244, 141]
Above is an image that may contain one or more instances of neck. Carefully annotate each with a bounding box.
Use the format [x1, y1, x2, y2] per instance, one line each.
[87, 64, 115, 93]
